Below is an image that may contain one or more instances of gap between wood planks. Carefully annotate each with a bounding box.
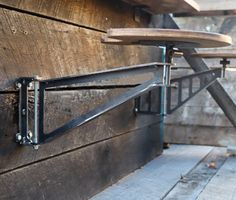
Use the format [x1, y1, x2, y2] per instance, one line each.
[0, 122, 160, 176]
[162, 147, 227, 200]
[0, 3, 106, 33]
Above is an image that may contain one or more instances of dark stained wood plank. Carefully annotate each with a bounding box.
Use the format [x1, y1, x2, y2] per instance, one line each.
[102, 28, 232, 48]
[0, 8, 158, 90]
[0, 123, 162, 200]
[122, 0, 200, 14]
[163, 147, 227, 200]
[0, 0, 150, 31]
[0, 88, 162, 173]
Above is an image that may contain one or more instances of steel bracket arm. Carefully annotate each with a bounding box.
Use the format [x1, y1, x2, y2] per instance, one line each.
[15, 62, 165, 147]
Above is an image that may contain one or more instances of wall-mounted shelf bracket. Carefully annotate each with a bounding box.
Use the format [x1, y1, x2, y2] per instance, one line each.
[15, 63, 166, 147]
[15, 62, 221, 148]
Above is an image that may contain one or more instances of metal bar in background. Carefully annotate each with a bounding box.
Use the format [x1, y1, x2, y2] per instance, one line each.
[167, 68, 221, 114]
[162, 14, 236, 127]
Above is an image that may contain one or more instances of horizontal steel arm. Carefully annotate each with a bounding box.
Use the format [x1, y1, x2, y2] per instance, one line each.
[42, 62, 167, 88]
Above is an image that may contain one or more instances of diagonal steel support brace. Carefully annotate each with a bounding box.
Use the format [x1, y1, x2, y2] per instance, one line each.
[162, 14, 236, 127]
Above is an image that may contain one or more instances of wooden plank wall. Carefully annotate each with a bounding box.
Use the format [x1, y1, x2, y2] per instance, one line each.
[164, 15, 236, 147]
[0, 1, 163, 199]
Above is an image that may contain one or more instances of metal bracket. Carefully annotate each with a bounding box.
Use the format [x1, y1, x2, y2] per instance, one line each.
[15, 59, 222, 147]
[16, 63, 166, 146]
[16, 77, 35, 145]
[167, 68, 221, 114]
[134, 87, 163, 115]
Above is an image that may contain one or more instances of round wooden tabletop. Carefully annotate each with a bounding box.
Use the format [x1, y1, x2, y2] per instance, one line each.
[192, 52, 236, 59]
[102, 28, 232, 49]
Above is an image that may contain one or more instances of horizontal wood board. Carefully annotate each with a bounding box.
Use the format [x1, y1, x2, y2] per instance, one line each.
[122, 0, 200, 14]
[0, 0, 151, 31]
[0, 7, 159, 90]
[0, 88, 162, 174]
[0, 123, 163, 200]
[0, 2, 163, 199]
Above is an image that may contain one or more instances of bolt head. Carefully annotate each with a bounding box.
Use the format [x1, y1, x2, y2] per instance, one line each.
[28, 82, 33, 88]
[16, 133, 22, 142]
[33, 145, 39, 150]
[22, 109, 26, 116]
[16, 82, 22, 88]
[27, 131, 33, 139]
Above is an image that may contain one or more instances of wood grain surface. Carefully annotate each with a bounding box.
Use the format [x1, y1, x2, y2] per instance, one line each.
[0, 1, 163, 199]
[0, 0, 150, 31]
[0, 8, 159, 90]
[122, 0, 200, 14]
[0, 88, 162, 174]
[102, 28, 232, 48]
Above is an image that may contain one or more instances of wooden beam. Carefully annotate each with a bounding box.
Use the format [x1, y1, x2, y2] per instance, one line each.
[175, 1, 236, 17]
[122, 0, 200, 14]
[0, 8, 158, 90]
[196, 0, 236, 12]
[0, 89, 162, 174]
[0, 0, 150, 31]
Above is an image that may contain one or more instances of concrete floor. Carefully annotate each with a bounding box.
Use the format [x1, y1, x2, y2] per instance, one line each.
[91, 145, 235, 200]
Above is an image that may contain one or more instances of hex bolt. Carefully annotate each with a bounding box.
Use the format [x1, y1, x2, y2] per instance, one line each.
[22, 109, 26, 116]
[27, 131, 33, 139]
[16, 82, 22, 89]
[16, 133, 22, 142]
[28, 82, 33, 89]
[33, 145, 39, 150]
